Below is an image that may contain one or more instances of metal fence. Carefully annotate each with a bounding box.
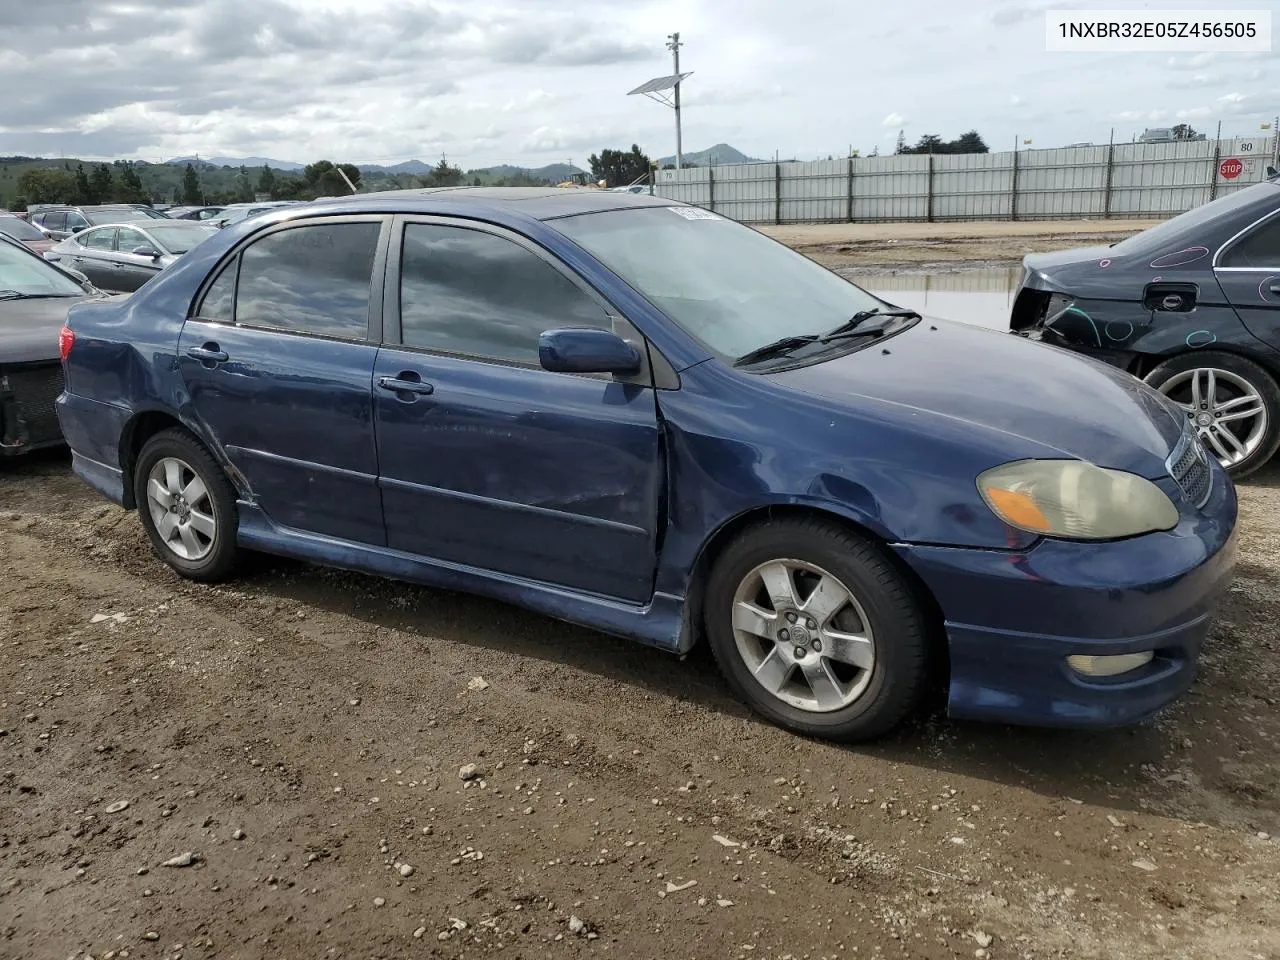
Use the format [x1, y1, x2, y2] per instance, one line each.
[652, 136, 1278, 224]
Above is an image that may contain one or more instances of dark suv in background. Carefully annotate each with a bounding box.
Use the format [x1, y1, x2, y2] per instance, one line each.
[28, 204, 168, 241]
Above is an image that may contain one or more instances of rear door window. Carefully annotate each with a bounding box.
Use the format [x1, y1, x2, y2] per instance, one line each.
[81, 228, 117, 251]
[233, 221, 381, 339]
[1220, 213, 1280, 268]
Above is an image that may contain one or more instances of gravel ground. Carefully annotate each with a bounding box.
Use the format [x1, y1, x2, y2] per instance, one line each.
[758, 220, 1164, 270]
[4, 228, 1280, 960]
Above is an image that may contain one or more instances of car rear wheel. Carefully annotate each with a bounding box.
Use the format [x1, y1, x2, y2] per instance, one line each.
[1144, 350, 1280, 480]
[133, 428, 240, 582]
[703, 518, 930, 741]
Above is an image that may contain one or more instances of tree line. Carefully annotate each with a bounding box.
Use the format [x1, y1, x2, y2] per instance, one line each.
[3, 154, 567, 210]
[894, 130, 989, 155]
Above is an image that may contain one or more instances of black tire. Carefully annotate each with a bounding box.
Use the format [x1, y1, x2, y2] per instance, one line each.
[133, 427, 240, 582]
[1143, 350, 1280, 481]
[703, 517, 931, 742]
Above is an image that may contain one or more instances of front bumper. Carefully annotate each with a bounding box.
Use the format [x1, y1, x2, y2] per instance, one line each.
[894, 470, 1238, 728]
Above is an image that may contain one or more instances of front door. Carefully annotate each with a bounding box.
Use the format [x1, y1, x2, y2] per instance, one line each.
[373, 218, 663, 603]
[113, 226, 162, 292]
[177, 216, 390, 546]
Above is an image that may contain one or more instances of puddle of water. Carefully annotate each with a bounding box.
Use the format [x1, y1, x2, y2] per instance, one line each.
[850, 267, 1021, 331]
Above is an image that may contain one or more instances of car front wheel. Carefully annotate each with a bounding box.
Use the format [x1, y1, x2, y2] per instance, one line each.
[703, 518, 931, 741]
[133, 428, 240, 582]
[1144, 350, 1280, 480]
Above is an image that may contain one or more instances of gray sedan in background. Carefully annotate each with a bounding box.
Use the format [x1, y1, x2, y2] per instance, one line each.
[47, 220, 217, 293]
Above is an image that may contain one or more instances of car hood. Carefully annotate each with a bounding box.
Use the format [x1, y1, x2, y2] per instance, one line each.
[0, 296, 89, 363]
[766, 318, 1185, 477]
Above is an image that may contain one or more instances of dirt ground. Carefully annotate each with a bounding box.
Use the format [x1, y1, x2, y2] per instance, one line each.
[5, 228, 1280, 960]
[759, 220, 1164, 271]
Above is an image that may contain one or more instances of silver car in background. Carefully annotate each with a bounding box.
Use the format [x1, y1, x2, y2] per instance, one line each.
[46, 220, 217, 293]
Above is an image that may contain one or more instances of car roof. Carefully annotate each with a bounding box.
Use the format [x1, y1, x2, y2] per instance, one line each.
[308, 186, 675, 221]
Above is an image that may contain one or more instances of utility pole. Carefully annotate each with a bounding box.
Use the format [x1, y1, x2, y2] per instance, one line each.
[667, 32, 684, 170]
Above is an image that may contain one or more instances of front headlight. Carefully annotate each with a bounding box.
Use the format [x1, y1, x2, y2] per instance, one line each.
[978, 459, 1179, 540]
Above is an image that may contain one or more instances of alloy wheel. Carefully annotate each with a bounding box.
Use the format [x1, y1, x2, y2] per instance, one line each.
[730, 558, 876, 713]
[146, 456, 217, 561]
[1157, 367, 1268, 467]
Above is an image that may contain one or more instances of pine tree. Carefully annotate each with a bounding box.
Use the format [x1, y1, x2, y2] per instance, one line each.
[90, 164, 114, 202]
[182, 164, 202, 205]
[74, 164, 94, 204]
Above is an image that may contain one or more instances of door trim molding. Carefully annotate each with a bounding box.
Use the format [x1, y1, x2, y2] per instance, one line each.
[378, 474, 648, 536]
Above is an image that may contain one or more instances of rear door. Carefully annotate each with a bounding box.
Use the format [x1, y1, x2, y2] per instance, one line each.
[114, 226, 162, 292]
[177, 215, 390, 546]
[69, 227, 118, 289]
[372, 216, 663, 602]
[1215, 206, 1280, 351]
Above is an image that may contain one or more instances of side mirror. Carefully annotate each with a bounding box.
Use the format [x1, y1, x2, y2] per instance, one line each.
[1268, 165, 1278, 179]
[132, 245, 161, 260]
[538, 328, 642, 375]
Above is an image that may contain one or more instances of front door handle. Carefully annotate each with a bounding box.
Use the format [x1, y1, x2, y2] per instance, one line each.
[1268, 283, 1280, 296]
[186, 343, 229, 363]
[377, 373, 435, 397]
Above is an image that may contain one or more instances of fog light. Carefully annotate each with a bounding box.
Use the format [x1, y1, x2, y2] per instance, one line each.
[1067, 651, 1154, 678]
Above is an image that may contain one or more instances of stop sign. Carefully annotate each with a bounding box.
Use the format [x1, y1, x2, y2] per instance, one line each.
[1220, 158, 1243, 180]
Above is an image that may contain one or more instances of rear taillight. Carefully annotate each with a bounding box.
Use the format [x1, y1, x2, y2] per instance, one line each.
[59, 323, 75, 362]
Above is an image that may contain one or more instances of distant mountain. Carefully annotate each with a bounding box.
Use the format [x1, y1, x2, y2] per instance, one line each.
[359, 160, 433, 175]
[656, 143, 762, 166]
[166, 155, 304, 171]
[469, 162, 587, 183]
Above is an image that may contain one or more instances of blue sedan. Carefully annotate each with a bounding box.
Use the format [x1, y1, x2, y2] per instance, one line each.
[54, 189, 1238, 740]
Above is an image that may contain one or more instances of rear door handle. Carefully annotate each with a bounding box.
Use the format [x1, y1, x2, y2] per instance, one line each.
[187, 344, 229, 363]
[377, 373, 434, 397]
[1269, 283, 1280, 296]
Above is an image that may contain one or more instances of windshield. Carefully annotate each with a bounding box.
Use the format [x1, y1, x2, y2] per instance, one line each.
[0, 242, 86, 296]
[1109, 182, 1280, 256]
[146, 222, 216, 254]
[555, 206, 886, 358]
[0, 217, 46, 242]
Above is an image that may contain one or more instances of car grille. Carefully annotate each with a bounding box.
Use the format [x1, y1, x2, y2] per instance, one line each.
[1166, 426, 1212, 508]
[1, 362, 65, 448]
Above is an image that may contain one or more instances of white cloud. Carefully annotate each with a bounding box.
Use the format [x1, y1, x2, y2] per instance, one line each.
[0, 0, 1274, 168]
[1167, 52, 1217, 70]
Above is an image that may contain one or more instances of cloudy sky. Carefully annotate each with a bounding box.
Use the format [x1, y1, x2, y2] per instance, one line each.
[1, 0, 1276, 168]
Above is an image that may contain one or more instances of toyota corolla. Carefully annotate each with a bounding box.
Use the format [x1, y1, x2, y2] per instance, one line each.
[54, 189, 1237, 740]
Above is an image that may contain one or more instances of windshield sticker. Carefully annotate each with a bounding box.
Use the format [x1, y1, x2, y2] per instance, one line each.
[667, 206, 723, 221]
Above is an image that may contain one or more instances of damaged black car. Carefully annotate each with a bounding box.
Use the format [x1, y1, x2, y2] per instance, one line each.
[1011, 176, 1280, 478]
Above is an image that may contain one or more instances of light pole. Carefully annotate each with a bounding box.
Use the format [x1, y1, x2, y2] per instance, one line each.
[627, 35, 693, 173]
[667, 32, 683, 170]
